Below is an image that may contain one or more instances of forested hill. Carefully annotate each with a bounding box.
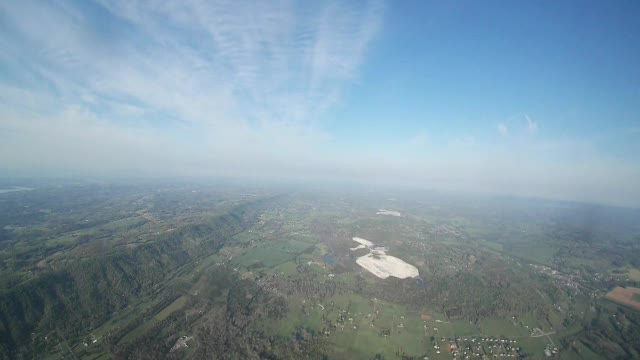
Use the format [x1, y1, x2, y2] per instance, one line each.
[0, 198, 266, 358]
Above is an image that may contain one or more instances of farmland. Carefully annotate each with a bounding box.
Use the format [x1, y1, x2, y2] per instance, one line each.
[605, 287, 640, 310]
[0, 182, 639, 359]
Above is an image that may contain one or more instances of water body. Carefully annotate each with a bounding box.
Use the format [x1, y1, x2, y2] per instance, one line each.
[323, 254, 334, 265]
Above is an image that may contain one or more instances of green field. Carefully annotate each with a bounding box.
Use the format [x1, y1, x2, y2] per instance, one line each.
[232, 238, 315, 269]
[2, 184, 639, 359]
[628, 268, 640, 281]
[477, 319, 530, 337]
[154, 296, 189, 321]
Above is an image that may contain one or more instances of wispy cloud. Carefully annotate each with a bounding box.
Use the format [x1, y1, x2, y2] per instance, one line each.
[525, 115, 538, 134]
[405, 130, 429, 149]
[497, 123, 508, 136]
[1, 1, 639, 207]
[498, 114, 537, 136]
[0, 0, 384, 175]
[90, 0, 383, 127]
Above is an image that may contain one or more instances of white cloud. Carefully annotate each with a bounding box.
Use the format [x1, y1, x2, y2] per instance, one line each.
[497, 123, 509, 136]
[0, 0, 384, 130]
[0, 0, 384, 175]
[525, 115, 538, 134]
[405, 131, 429, 149]
[501, 114, 537, 136]
[1, 1, 640, 207]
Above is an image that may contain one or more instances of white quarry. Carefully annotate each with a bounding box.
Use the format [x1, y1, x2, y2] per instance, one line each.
[376, 209, 401, 217]
[350, 237, 419, 279]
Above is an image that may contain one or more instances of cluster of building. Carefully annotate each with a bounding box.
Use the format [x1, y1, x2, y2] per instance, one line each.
[529, 264, 581, 290]
[435, 337, 522, 359]
[543, 344, 559, 357]
[81, 334, 98, 348]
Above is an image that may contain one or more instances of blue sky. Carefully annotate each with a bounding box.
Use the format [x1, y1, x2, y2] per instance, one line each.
[1, 0, 639, 206]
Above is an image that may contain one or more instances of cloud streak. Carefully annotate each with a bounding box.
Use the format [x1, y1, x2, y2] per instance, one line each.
[497, 123, 508, 136]
[1, 0, 383, 137]
[526, 115, 538, 134]
[0, 0, 386, 178]
[1, 1, 639, 207]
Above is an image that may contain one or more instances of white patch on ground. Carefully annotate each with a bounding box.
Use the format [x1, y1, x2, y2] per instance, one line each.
[170, 336, 192, 353]
[356, 254, 419, 279]
[350, 237, 419, 279]
[376, 209, 401, 217]
[352, 237, 374, 247]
